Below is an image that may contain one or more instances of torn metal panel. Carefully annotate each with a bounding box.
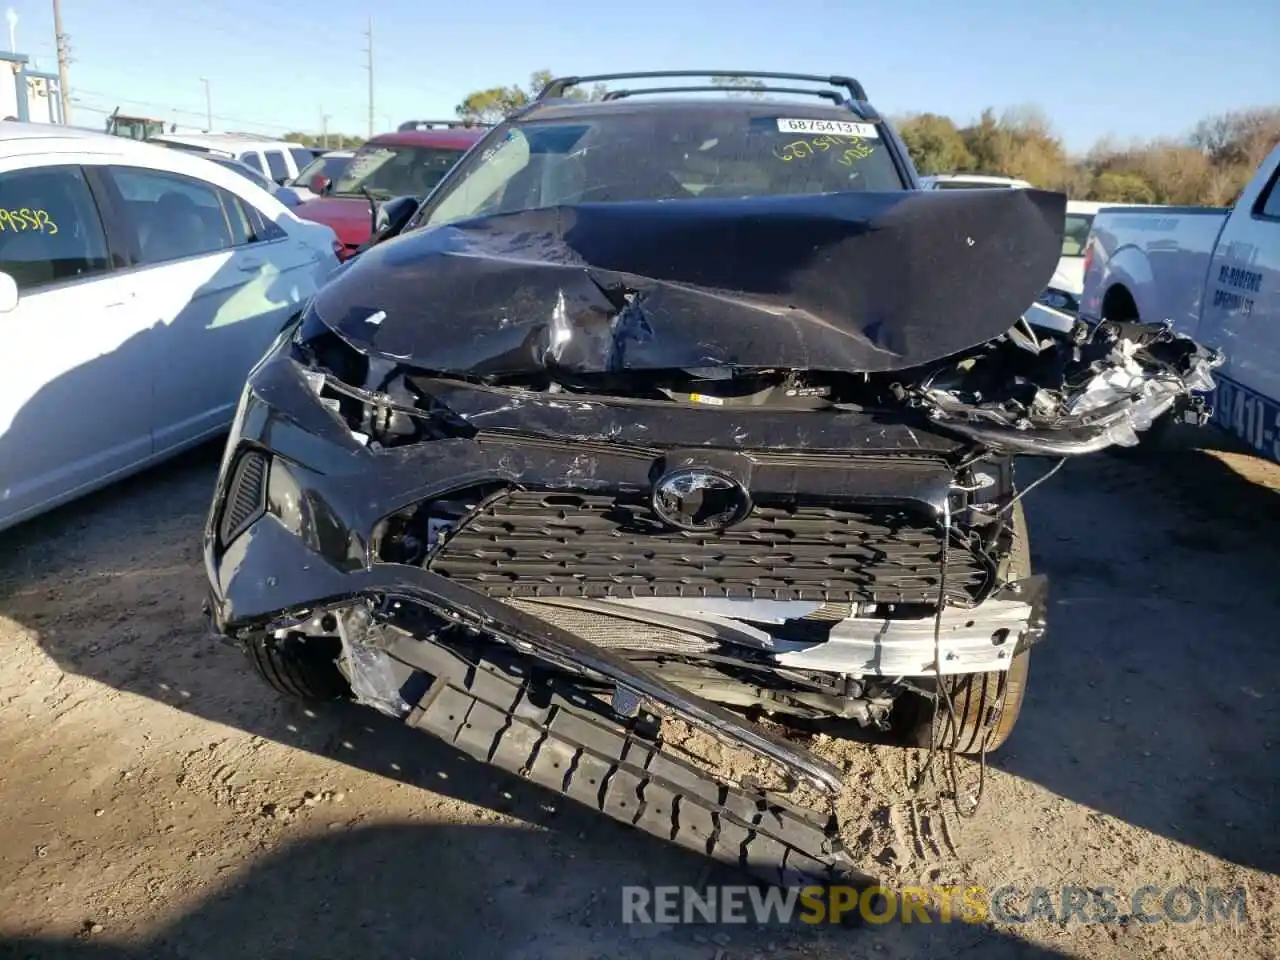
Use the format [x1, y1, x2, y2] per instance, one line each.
[311, 188, 1066, 376]
[913, 318, 1223, 456]
[771, 588, 1046, 677]
[513, 583, 1046, 678]
[426, 377, 967, 454]
[384, 627, 872, 888]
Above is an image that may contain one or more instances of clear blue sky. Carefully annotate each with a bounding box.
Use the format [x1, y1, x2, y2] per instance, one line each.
[9, 0, 1278, 152]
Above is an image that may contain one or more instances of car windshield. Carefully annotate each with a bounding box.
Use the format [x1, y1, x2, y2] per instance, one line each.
[1062, 213, 1094, 257]
[330, 144, 466, 200]
[423, 112, 904, 227]
[292, 153, 351, 188]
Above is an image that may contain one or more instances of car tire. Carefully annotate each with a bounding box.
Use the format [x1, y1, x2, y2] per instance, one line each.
[245, 633, 351, 701]
[900, 501, 1032, 754]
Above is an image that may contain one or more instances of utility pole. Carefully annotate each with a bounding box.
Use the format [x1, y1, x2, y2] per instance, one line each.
[52, 0, 71, 125]
[200, 78, 211, 131]
[320, 109, 330, 149]
[363, 16, 373, 138]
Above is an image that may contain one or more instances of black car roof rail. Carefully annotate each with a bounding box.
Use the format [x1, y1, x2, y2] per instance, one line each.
[538, 71, 869, 104]
[396, 119, 490, 131]
[600, 84, 846, 105]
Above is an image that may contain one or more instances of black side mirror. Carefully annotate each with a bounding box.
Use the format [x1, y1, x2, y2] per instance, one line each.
[372, 195, 419, 241]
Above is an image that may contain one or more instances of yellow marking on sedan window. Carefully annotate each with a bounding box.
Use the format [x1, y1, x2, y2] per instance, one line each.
[0, 208, 58, 233]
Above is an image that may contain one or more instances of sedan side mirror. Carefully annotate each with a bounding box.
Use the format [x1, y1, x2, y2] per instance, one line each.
[372, 195, 419, 241]
[310, 173, 331, 195]
[0, 271, 18, 313]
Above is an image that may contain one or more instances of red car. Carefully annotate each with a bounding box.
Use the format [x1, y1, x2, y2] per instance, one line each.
[295, 121, 487, 259]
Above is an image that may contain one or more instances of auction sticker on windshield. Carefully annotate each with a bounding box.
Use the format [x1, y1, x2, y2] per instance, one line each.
[776, 118, 879, 138]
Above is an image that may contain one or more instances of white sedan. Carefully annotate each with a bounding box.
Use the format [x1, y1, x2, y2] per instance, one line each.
[0, 121, 341, 532]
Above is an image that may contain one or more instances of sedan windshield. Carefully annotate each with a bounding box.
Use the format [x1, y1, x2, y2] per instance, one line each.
[424, 112, 904, 227]
[330, 144, 466, 200]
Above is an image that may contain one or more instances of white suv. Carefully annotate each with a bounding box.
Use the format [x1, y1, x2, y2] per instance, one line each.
[0, 122, 341, 531]
[148, 133, 318, 185]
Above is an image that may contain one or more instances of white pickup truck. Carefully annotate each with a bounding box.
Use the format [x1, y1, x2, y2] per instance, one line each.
[1080, 141, 1280, 462]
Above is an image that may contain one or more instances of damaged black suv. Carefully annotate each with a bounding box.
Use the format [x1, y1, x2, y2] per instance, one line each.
[203, 71, 1218, 887]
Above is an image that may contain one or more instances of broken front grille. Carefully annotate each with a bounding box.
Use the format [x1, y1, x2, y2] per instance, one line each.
[427, 490, 992, 606]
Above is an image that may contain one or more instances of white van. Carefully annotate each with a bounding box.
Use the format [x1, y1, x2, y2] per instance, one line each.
[919, 173, 1033, 190]
[149, 133, 317, 186]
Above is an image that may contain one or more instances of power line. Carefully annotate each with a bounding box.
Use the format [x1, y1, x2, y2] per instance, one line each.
[363, 16, 374, 140]
[71, 88, 299, 132]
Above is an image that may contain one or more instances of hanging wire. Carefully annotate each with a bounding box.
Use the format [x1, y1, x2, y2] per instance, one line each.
[910, 471, 1030, 817]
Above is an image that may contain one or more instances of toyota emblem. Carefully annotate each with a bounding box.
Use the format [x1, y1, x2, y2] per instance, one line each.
[651, 468, 752, 533]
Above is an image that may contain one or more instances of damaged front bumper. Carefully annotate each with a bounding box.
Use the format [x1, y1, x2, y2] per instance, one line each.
[207, 473, 870, 885]
[204, 302, 1215, 885]
[206, 341, 1021, 885]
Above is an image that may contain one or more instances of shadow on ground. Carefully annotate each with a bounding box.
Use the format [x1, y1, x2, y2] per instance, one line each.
[0, 823, 1080, 960]
[993, 441, 1279, 875]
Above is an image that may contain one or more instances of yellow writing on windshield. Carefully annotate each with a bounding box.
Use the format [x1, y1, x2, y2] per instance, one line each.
[773, 134, 876, 163]
[836, 141, 877, 166]
[0, 208, 58, 234]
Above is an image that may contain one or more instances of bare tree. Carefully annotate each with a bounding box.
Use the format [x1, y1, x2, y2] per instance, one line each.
[710, 75, 767, 99]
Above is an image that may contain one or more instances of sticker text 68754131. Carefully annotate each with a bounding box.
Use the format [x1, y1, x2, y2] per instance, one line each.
[0, 208, 58, 234]
[776, 118, 879, 138]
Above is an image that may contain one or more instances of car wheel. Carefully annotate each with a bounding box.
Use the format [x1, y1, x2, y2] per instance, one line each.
[899, 501, 1032, 754]
[244, 633, 351, 701]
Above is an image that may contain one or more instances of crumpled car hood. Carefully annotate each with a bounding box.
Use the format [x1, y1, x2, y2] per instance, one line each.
[310, 188, 1068, 376]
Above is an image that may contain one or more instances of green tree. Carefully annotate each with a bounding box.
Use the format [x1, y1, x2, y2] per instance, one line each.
[896, 112, 974, 174]
[958, 108, 1004, 171]
[1089, 171, 1158, 204]
[956, 105, 1068, 187]
[455, 70, 607, 123]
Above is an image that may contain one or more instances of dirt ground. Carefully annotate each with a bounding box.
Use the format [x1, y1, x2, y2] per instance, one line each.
[0, 425, 1277, 960]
